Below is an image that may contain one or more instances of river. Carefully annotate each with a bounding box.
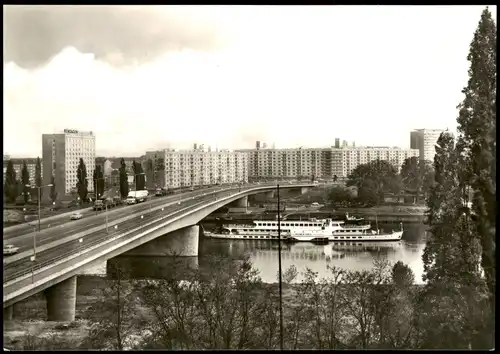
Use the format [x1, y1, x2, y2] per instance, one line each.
[81, 223, 429, 284]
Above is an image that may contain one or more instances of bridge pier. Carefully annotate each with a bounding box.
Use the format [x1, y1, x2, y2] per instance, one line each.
[4, 305, 14, 321]
[231, 196, 248, 208]
[124, 225, 200, 257]
[44, 276, 77, 322]
[300, 187, 309, 195]
[264, 191, 275, 198]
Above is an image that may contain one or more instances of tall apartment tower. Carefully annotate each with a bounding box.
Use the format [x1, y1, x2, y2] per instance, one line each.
[42, 129, 96, 199]
[255, 141, 261, 150]
[334, 138, 340, 148]
[410, 129, 445, 162]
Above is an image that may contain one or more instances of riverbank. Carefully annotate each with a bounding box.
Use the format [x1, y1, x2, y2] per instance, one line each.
[3, 275, 304, 350]
[205, 205, 426, 224]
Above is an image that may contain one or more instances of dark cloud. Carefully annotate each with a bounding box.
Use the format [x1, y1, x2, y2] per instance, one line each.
[3, 5, 224, 68]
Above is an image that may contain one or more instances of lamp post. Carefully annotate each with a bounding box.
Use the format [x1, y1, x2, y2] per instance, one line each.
[92, 175, 111, 233]
[26, 183, 53, 259]
[277, 183, 284, 350]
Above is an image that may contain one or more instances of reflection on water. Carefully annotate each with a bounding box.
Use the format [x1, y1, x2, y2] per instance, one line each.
[81, 224, 427, 284]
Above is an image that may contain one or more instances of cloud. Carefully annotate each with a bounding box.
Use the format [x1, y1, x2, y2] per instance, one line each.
[3, 5, 226, 69]
[3, 5, 496, 158]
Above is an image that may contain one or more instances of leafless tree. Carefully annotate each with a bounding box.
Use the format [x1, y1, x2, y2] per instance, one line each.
[86, 262, 138, 350]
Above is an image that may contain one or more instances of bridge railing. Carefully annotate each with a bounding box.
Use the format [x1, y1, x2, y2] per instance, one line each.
[3, 183, 313, 285]
[2, 195, 219, 284]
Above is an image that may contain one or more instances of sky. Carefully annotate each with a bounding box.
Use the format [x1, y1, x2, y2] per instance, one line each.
[3, 5, 496, 157]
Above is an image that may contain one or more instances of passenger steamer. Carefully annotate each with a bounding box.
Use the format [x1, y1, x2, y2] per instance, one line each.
[204, 213, 403, 242]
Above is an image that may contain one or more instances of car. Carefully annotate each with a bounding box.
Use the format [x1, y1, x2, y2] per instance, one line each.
[3, 245, 19, 256]
[70, 212, 83, 220]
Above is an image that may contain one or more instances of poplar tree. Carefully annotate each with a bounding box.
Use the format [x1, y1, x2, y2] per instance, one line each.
[35, 157, 42, 199]
[21, 161, 30, 204]
[76, 158, 88, 201]
[4, 160, 17, 203]
[119, 158, 129, 198]
[455, 7, 496, 311]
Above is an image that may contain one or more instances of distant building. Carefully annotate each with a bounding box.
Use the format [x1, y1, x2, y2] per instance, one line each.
[255, 141, 261, 150]
[410, 128, 445, 162]
[42, 129, 96, 197]
[145, 148, 248, 189]
[236, 146, 419, 180]
[334, 138, 340, 149]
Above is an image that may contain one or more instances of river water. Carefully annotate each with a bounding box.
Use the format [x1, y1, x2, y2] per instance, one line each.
[82, 223, 429, 284]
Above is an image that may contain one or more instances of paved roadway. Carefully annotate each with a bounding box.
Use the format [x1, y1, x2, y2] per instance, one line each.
[3, 192, 243, 300]
[2, 187, 232, 242]
[3, 188, 241, 282]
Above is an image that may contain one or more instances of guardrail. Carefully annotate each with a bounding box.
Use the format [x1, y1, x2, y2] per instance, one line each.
[3, 183, 314, 285]
[3, 196, 215, 284]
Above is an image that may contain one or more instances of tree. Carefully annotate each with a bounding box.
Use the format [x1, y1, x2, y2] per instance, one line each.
[400, 157, 435, 203]
[146, 158, 154, 188]
[3, 160, 18, 203]
[93, 165, 105, 197]
[87, 263, 137, 350]
[333, 175, 338, 183]
[76, 158, 88, 201]
[50, 175, 57, 202]
[422, 132, 482, 286]
[391, 261, 415, 289]
[21, 161, 30, 204]
[327, 186, 353, 207]
[155, 158, 165, 188]
[35, 157, 42, 199]
[119, 159, 129, 198]
[132, 161, 146, 190]
[455, 7, 496, 322]
[347, 160, 402, 206]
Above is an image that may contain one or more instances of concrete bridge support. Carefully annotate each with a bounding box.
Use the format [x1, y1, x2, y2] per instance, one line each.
[232, 196, 248, 208]
[44, 276, 77, 322]
[124, 225, 200, 257]
[264, 191, 275, 198]
[4, 305, 14, 321]
[300, 187, 310, 195]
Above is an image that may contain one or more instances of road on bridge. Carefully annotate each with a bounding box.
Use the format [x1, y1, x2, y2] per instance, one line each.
[2, 187, 227, 241]
[3, 184, 289, 284]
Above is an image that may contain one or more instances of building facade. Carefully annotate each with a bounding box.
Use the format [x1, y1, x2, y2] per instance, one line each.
[236, 146, 419, 180]
[410, 129, 445, 162]
[42, 129, 96, 198]
[145, 149, 248, 189]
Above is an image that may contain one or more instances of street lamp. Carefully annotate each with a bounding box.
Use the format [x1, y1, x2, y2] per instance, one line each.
[25, 183, 53, 258]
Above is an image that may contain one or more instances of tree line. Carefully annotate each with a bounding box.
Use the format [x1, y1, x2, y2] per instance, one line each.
[3, 157, 46, 204]
[17, 254, 491, 350]
[77, 158, 147, 202]
[4, 157, 149, 205]
[326, 156, 436, 207]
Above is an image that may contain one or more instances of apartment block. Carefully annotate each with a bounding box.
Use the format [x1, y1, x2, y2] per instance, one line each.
[236, 146, 419, 180]
[410, 129, 445, 162]
[42, 129, 96, 198]
[145, 149, 248, 189]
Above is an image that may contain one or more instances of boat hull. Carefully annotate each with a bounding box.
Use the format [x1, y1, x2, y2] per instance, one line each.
[204, 231, 403, 242]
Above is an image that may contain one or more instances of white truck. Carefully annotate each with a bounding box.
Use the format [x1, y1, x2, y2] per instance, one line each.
[126, 190, 149, 205]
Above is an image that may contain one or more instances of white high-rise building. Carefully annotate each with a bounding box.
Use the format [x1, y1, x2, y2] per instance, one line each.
[145, 149, 248, 189]
[410, 128, 445, 162]
[42, 129, 96, 197]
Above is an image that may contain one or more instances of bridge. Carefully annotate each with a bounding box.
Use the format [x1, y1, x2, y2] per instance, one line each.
[3, 183, 315, 321]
